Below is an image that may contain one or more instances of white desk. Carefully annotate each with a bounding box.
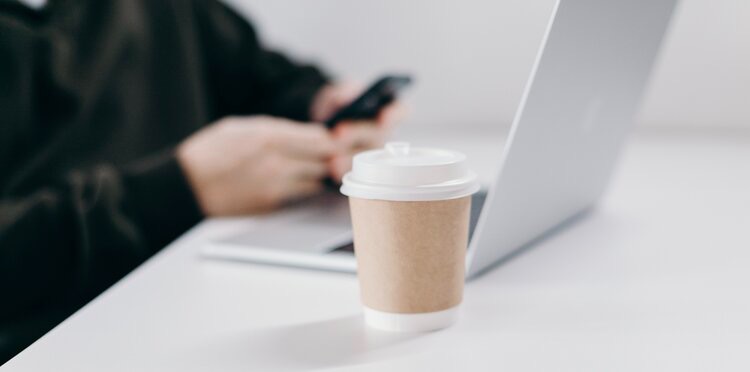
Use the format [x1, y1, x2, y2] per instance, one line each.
[4, 129, 750, 371]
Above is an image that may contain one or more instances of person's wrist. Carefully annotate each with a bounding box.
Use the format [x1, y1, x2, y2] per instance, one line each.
[175, 143, 204, 215]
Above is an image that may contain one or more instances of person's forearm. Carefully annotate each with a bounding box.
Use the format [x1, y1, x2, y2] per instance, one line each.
[255, 54, 329, 122]
[195, 0, 329, 121]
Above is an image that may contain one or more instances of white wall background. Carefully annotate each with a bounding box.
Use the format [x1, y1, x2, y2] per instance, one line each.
[223, 0, 750, 132]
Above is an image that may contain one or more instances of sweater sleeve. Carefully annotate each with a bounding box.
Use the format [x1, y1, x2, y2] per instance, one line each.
[0, 150, 203, 321]
[193, 0, 330, 122]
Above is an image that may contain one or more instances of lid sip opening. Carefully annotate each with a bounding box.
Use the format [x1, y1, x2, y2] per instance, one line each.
[385, 142, 411, 156]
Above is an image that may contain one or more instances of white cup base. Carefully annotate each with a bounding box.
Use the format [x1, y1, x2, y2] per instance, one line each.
[363, 305, 460, 332]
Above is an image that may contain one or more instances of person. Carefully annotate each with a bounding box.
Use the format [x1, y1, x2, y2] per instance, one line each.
[0, 0, 401, 362]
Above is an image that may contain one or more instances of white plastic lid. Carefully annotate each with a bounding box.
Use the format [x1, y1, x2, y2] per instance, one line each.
[340, 142, 480, 201]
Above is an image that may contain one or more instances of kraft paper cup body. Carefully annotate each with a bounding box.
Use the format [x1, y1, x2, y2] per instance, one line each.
[341, 142, 479, 332]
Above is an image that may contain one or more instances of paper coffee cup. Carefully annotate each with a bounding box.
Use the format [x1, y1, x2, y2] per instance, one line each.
[341, 142, 479, 332]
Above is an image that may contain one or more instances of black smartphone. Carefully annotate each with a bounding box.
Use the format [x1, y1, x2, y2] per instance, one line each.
[324, 75, 412, 129]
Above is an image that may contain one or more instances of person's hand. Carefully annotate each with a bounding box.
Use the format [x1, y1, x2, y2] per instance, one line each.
[177, 116, 339, 216]
[310, 82, 406, 182]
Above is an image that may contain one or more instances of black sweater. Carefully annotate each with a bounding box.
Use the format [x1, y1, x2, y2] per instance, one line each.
[0, 0, 327, 361]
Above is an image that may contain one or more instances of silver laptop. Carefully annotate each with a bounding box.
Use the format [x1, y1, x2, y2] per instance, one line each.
[203, 0, 677, 279]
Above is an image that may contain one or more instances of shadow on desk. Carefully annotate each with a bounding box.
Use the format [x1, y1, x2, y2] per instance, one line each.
[178, 315, 427, 371]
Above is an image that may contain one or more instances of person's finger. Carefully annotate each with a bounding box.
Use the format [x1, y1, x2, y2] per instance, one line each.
[327, 154, 353, 183]
[310, 82, 365, 122]
[265, 121, 340, 159]
[376, 102, 407, 129]
[331, 82, 365, 106]
[286, 179, 325, 201]
[334, 122, 388, 151]
[283, 157, 329, 180]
